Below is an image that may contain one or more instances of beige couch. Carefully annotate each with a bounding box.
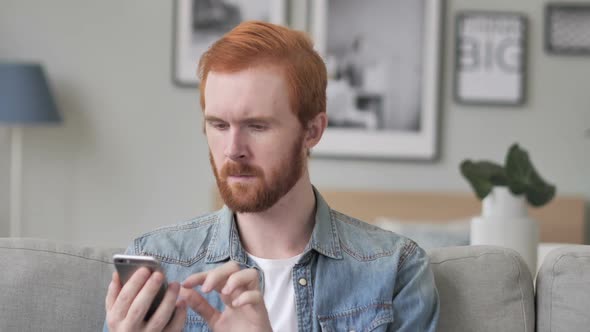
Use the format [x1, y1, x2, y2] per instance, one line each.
[1, 238, 589, 331]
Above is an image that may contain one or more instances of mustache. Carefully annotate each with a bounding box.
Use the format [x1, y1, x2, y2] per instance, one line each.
[220, 162, 263, 178]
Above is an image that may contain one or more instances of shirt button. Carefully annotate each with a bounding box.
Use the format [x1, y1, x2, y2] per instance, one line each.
[298, 278, 307, 286]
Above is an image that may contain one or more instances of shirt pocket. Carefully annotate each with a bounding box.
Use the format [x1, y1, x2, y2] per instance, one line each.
[318, 301, 394, 332]
[184, 312, 210, 332]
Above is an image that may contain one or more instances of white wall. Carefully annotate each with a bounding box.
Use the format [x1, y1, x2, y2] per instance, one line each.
[0, 0, 212, 246]
[0, 0, 588, 247]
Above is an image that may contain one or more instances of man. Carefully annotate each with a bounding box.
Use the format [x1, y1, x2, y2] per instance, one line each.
[104, 21, 439, 331]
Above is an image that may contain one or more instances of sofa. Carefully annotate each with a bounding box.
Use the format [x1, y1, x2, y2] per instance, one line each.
[1, 238, 589, 331]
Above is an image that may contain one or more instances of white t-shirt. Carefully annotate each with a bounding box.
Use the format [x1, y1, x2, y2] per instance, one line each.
[247, 252, 303, 332]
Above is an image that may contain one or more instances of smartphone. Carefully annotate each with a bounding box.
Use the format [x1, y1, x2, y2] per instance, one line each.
[113, 254, 168, 321]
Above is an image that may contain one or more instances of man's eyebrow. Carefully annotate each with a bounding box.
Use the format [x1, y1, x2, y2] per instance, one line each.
[204, 115, 276, 124]
[242, 116, 275, 124]
[204, 115, 226, 122]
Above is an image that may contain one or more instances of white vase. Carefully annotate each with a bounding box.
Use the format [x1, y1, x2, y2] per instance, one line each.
[470, 186, 539, 274]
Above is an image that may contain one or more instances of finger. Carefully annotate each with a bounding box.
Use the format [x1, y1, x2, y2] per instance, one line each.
[221, 268, 259, 295]
[110, 267, 152, 321]
[105, 271, 121, 312]
[164, 299, 188, 332]
[182, 262, 242, 291]
[126, 271, 166, 322]
[181, 286, 221, 327]
[145, 281, 180, 331]
[232, 289, 264, 307]
[220, 285, 246, 308]
[201, 261, 242, 293]
[181, 271, 207, 289]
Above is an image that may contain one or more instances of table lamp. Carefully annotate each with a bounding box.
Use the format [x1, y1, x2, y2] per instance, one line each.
[0, 63, 62, 237]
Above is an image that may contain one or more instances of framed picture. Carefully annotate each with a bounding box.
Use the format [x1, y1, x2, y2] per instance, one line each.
[545, 4, 590, 55]
[173, 0, 287, 86]
[310, 0, 443, 160]
[455, 12, 527, 106]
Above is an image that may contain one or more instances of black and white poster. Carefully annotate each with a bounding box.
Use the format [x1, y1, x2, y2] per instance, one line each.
[311, 0, 442, 159]
[455, 12, 527, 105]
[174, 0, 286, 86]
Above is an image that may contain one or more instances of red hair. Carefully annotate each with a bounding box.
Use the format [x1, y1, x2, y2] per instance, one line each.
[198, 21, 326, 126]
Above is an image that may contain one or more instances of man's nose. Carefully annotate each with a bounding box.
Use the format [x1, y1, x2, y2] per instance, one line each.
[224, 128, 247, 161]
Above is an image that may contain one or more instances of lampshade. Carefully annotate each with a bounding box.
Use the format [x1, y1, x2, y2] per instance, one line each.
[0, 63, 61, 124]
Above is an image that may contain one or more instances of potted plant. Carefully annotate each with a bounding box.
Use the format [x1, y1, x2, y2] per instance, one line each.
[460, 143, 556, 208]
[459, 143, 557, 274]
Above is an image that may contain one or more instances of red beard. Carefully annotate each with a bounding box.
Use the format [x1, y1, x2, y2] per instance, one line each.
[210, 135, 305, 213]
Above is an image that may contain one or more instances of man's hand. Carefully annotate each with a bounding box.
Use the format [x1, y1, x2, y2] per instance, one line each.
[105, 267, 187, 331]
[181, 261, 272, 332]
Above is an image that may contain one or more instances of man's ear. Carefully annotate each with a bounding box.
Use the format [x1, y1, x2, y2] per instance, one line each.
[304, 112, 328, 149]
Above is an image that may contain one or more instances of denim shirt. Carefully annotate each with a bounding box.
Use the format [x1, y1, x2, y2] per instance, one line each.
[105, 189, 439, 331]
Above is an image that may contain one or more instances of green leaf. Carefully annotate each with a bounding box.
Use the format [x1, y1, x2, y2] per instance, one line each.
[505, 144, 532, 195]
[505, 143, 557, 206]
[460, 160, 507, 200]
[526, 182, 556, 207]
[526, 163, 557, 206]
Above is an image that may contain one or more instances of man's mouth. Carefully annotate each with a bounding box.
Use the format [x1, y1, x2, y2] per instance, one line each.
[227, 174, 257, 182]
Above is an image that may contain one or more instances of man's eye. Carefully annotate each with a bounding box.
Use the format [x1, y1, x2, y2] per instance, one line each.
[249, 124, 267, 131]
[211, 122, 228, 130]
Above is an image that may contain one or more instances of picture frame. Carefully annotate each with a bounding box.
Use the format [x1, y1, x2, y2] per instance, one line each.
[173, 0, 287, 86]
[454, 11, 527, 106]
[545, 3, 590, 55]
[310, 0, 443, 160]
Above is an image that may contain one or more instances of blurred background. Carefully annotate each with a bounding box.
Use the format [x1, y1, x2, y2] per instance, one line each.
[0, 0, 588, 248]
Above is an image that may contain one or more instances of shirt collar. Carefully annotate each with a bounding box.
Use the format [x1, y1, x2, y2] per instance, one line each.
[205, 186, 343, 264]
[306, 186, 343, 259]
[205, 206, 247, 264]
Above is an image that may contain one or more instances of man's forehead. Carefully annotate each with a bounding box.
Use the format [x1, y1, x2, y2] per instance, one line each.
[206, 66, 286, 86]
[204, 67, 291, 118]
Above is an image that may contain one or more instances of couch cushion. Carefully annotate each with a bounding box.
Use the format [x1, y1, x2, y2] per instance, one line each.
[536, 245, 590, 332]
[429, 245, 535, 332]
[0, 238, 124, 331]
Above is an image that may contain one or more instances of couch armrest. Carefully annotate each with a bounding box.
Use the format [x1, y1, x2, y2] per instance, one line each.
[0, 238, 124, 331]
[536, 245, 590, 332]
[429, 245, 535, 332]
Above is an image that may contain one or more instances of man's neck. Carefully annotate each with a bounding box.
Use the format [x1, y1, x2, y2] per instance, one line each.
[234, 173, 316, 259]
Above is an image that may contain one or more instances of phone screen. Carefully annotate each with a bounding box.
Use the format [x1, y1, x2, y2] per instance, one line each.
[113, 254, 168, 321]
